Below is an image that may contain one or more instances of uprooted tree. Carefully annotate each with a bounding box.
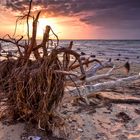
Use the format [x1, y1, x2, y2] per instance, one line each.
[0, 0, 140, 135]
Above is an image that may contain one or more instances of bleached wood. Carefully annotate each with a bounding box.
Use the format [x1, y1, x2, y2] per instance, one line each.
[66, 65, 116, 86]
[86, 61, 114, 77]
[66, 61, 114, 82]
[69, 74, 140, 97]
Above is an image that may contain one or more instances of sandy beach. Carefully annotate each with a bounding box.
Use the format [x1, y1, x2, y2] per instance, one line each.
[0, 0, 140, 139]
[0, 47, 140, 140]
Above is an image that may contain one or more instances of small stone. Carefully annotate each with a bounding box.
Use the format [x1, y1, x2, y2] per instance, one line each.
[80, 57, 86, 60]
[95, 133, 108, 140]
[116, 58, 120, 61]
[77, 128, 83, 132]
[125, 57, 129, 59]
[28, 136, 41, 140]
[81, 52, 86, 55]
[90, 54, 96, 58]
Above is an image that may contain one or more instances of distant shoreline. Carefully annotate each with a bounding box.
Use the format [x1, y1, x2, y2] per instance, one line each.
[20, 39, 140, 41]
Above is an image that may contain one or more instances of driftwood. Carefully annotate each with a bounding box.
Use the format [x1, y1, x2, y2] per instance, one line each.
[69, 74, 140, 97]
[66, 61, 115, 86]
[66, 61, 130, 86]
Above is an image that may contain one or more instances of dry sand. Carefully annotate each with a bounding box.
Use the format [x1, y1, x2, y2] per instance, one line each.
[0, 123, 25, 140]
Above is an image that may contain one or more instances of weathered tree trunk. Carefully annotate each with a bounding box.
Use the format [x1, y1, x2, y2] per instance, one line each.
[24, 11, 41, 62]
[69, 74, 140, 97]
[42, 26, 51, 56]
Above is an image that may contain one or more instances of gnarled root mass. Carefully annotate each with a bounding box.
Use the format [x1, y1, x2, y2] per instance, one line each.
[0, 53, 64, 131]
[0, 43, 86, 133]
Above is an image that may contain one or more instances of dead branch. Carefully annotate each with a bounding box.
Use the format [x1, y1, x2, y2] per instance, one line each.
[0, 38, 25, 49]
[63, 41, 73, 70]
[86, 61, 114, 77]
[27, 0, 32, 45]
[69, 74, 140, 97]
[70, 58, 102, 70]
[66, 65, 116, 86]
[50, 27, 59, 47]
[24, 11, 41, 62]
[53, 47, 86, 78]
[42, 25, 51, 56]
[0, 35, 25, 57]
[55, 70, 78, 77]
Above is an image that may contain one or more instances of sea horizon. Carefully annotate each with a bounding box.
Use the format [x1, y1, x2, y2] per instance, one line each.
[36, 39, 140, 41]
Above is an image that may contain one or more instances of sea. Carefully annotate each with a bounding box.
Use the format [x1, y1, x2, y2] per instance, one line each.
[1, 40, 140, 64]
[59, 40, 140, 64]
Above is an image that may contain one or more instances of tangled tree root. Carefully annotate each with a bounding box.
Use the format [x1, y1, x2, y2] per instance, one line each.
[0, 50, 69, 132]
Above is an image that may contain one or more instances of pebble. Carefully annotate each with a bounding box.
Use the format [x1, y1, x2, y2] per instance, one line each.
[77, 128, 83, 132]
[81, 52, 86, 55]
[28, 136, 41, 140]
[90, 54, 96, 58]
[125, 57, 129, 59]
[80, 57, 86, 60]
[95, 133, 108, 140]
[116, 58, 120, 61]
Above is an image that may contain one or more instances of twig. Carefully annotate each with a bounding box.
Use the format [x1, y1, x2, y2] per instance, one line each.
[27, 0, 32, 45]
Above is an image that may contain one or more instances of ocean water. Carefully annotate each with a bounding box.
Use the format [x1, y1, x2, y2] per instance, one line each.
[58, 40, 140, 64]
[1, 40, 140, 64]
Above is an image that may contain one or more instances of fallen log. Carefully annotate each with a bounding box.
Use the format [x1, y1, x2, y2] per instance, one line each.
[69, 74, 140, 97]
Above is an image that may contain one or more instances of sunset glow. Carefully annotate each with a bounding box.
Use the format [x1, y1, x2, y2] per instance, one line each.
[0, 1, 140, 39]
[31, 18, 60, 39]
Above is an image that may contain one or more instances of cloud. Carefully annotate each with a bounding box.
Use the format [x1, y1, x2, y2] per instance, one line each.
[2, 0, 140, 29]
[80, 6, 140, 29]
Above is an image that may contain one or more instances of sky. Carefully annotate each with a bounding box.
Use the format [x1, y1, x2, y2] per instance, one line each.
[0, 0, 140, 40]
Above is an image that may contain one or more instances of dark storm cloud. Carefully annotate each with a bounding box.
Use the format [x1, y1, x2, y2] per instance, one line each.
[80, 5, 140, 29]
[3, 0, 140, 29]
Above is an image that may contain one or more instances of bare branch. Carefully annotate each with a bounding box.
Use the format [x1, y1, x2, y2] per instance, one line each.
[0, 37, 25, 49]
[55, 70, 78, 77]
[42, 25, 51, 56]
[70, 59, 102, 70]
[27, 0, 32, 45]
[24, 11, 41, 62]
[50, 27, 59, 47]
